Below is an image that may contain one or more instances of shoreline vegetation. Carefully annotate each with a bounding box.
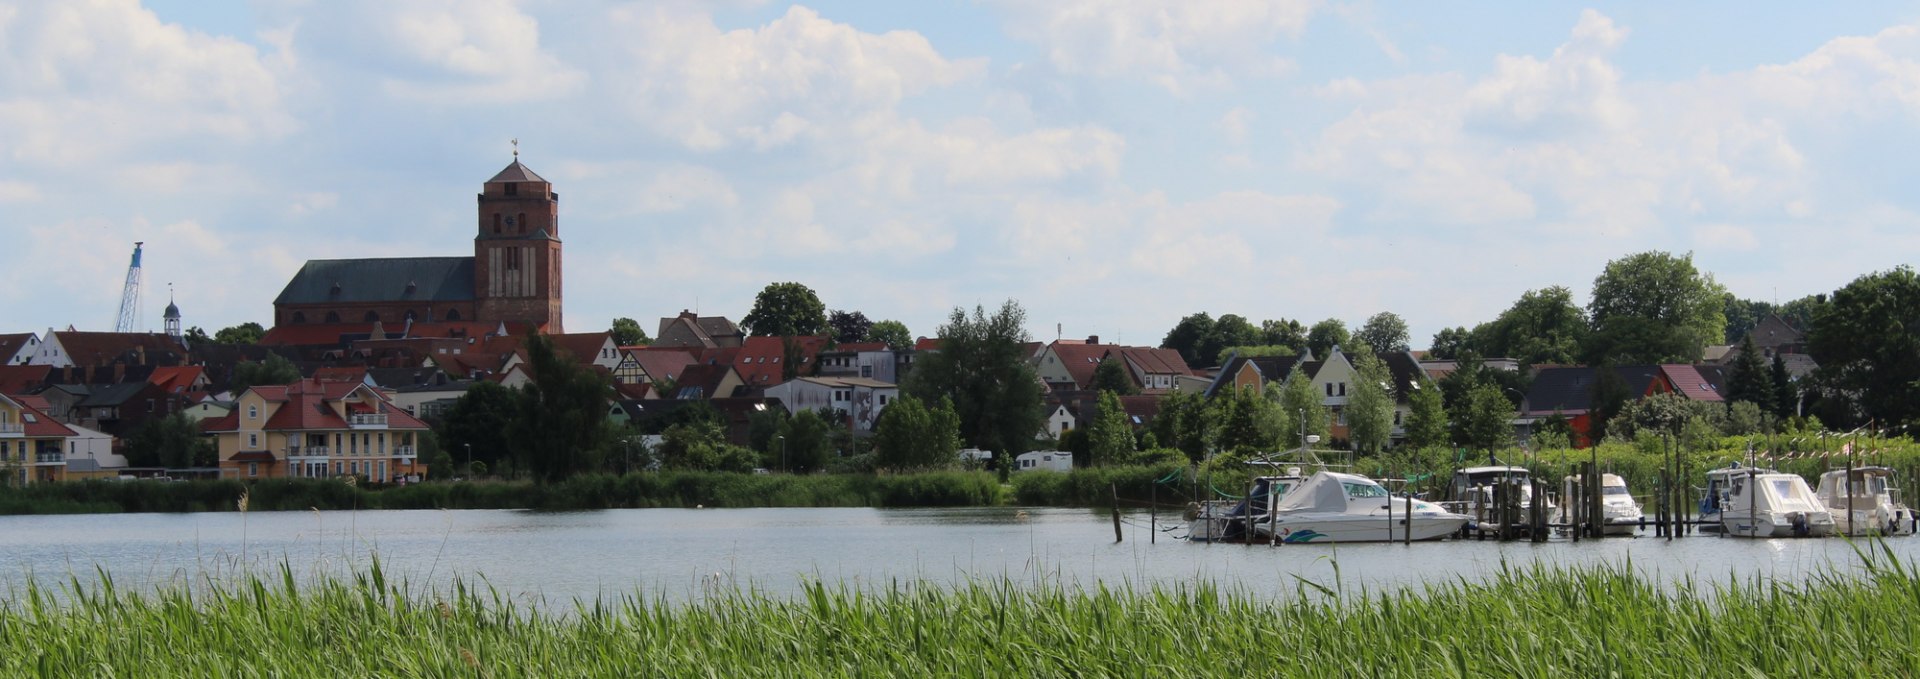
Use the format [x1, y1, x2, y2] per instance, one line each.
[3, 549, 1916, 675]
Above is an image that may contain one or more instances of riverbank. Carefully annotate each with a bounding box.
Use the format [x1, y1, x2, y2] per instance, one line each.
[3, 549, 1913, 676]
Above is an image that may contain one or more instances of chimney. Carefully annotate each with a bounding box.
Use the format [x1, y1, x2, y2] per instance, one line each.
[1086, 335, 1099, 345]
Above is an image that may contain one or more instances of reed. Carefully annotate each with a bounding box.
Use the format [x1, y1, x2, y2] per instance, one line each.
[2, 546, 1916, 676]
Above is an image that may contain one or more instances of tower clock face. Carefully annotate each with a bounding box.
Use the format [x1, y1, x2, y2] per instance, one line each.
[504, 215, 516, 227]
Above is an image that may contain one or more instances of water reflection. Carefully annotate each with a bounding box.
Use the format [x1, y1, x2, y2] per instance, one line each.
[0, 507, 1908, 606]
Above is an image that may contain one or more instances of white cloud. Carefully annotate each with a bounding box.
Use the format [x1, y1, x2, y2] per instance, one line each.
[1218, 106, 1255, 144]
[991, 0, 1315, 92]
[276, 0, 583, 104]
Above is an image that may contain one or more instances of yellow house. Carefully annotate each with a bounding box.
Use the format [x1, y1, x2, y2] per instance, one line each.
[202, 378, 431, 482]
[0, 394, 75, 485]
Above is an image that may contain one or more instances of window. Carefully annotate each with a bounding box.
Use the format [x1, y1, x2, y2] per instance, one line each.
[248, 463, 258, 477]
[1394, 411, 1403, 425]
[291, 312, 306, 324]
[248, 433, 259, 448]
[1325, 383, 1333, 397]
[518, 213, 526, 234]
[446, 309, 461, 321]
[505, 183, 518, 196]
[1338, 383, 1347, 397]
[860, 366, 872, 378]
[493, 213, 502, 233]
[364, 311, 380, 322]
[325, 311, 341, 323]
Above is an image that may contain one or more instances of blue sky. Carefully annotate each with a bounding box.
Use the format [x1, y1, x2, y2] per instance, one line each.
[5, 1, 1920, 350]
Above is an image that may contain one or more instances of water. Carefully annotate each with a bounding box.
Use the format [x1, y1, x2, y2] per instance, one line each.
[0, 507, 1908, 605]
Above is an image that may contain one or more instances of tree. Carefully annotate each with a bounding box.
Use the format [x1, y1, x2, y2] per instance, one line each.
[1200, 315, 1261, 367]
[1353, 312, 1410, 355]
[231, 354, 300, 393]
[903, 300, 1045, 475]
[1460, 383, 1514, 451]
[1427, 326, 1475, 360]
[1345, 351, 1395, 454]
[827, 310, 874, 345]
[610, 317, 649, 346]
[1806, 266, 1920, 427]
[741, 282, 829, 337]
[1770, 353, 1796, 418]
[1161, 313, 1216, 367]
[868, 320, 912, 350]
[1306, 318, 1350, 357]
[507, 332, 613, 482]
[1722, 294, 1775, 344]
[1151, 389, 1215, 462]
[126, 413, 212, 468]
[873, 395, 960, 471]
[1404, 377, 1448, 448]
[657, 420, 751, 472]
[1215, 385, 1285, 456]
[1086, 391, 1136, 467]
[1725, 334, 1774, 409]
[747, 404, 788, 455]
[776, 408, 834, 473]
[1478, 286, 1588, 366]
[1585, 251, 1727, 364]
[435, 381, 522, 473]
[1259, 319, 1307, 354]
[213, 322, 265, 345]
[1090, 358, 1137, 395]
[1215, 344, 1294, 367]
[1276, 369, 1330, 444]
[1586, 364, 1633, 445]
[183, 326, 212, 345]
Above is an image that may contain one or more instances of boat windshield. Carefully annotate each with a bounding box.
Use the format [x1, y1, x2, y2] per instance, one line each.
[1343, 482, 1389, 498]
[1602, 486, 1631, 496]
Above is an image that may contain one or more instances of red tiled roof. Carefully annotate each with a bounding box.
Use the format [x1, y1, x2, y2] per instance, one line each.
[147, 365, 205, 393]
[548, 333, 613, 364]
[0, 365, 50, 395]
[261, 321, 535, 347]
[1048, 342, 1114, 388]
[834, 342, 888, 353]
[1661, 364, 1725, 402]
[674, 364, 738, 398]
[312, 366, 369, 383]
[913, 337, 942, 351]
[731, 336, 828, 386]
[628, 348, 698, 383]
[2, 394, 75, 438]
[211, 379, 430, 433]
[51, 331, 188, 367]
[614, 382, 652, 400]
[1116, 347, 1192, 377]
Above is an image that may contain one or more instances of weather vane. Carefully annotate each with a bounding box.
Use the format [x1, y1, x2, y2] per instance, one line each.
[511, 138, 519, 158]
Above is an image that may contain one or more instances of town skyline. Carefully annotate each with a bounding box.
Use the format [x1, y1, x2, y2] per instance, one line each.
[4, 2, 1919, 346]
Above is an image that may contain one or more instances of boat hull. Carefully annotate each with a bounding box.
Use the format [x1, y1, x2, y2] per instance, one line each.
[1832, 508, 1917, 537]
[1722, 511, 1835, 538]
[1265, 514, 1469, 543]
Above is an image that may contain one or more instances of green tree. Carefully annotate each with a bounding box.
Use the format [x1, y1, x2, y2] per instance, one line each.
[656, 420, 730, 471]
[1151, 389, 1215, 462]
[747, 404, 788, 455]
[872, 394, 960, 470]
[1160, 312, 1216, 367]
[1215, 385, 1285, 456]
[1770, 353, 1795, 418]
[1427, 326, 1475, 360]
[1722, 294, 1775, 344]
[742, 282, 829, 337]
[1353, 312, 1410, 354]
[231, 353, 300, 393]
[1086, 391, 1136, 467]
[1215, 344, 1294, 367]
[776, 408, 834, 473]
[904, 300, 1046, 475]
[1090, 357, 1137, 395]
[1277, 369, 1330, 444]
[1345, 351, 1395, 455]
[435, 381, 522, 473]
[1585, 251, 1727, 364]
[1201, 315, 1261, 367]
[827, 310, 873, 345]
[1460, 383, 1514, 451]
[1306, 318, 1350, 358]
[126, 413, 212, 468]
[1726, 334, 1774, 409]
[1586, 364, 1632, 445]
[183, 326, 212, 345]
[1479, 286, 1588, 366]
[213, 322, 265, 345]
[610, 317, 649, 346]
[1259, 318, 1307, 354]
[1404, 377, 1448, 448]
[1807, 266, 1920, 427]
[507, 332, 613, 482]
[868, 320, 912, 350]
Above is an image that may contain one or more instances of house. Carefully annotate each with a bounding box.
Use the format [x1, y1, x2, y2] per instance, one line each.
[0, 365, 50, 395]
[1110, 346, 1198, 392]
[0, 333, 40, 366]
[31, 330, 188, 369]
[1296, 347, 1429, 445]
[546, 332, 622, 371]
[58, 420, 123, 479]
[763, 376, 899, 433]
[1524, 365, 1688, 447]
[817, 342, 899, 383]
[0, 393, 76, 485]
[622, 348, 700, 391]
[200, 378, 431, 481]
[1205, 352, 1312, 398]
[727, 335, 829, 390]
[654, 311, 745, 349]
[1034, 339, 1112, 391]
[671, 363, 746, 400]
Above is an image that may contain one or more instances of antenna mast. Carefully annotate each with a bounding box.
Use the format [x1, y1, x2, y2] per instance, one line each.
[115, 242, 144, 332]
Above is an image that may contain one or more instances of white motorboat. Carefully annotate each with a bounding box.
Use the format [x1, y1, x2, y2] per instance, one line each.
[1263, 471, 1471, 544]
[1186, 473, 1303, 542]
[1699, 463, 1777, 525]
[1442, 465, 1554, 534]
[1558, 473, 1644, 535]
[1721, 468, 1834, 538]
[1815, 466, 1916, 537]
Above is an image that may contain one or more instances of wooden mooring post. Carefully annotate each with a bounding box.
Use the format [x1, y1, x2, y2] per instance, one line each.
[1110, 483, 1123, 543]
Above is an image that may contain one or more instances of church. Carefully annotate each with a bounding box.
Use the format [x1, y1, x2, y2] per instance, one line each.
[268, 155, 565, 342]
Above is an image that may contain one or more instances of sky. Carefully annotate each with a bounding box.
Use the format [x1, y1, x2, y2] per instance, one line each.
[4, 1, 1920, 349]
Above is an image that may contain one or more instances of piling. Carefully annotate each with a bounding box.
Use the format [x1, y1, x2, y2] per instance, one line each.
[1111, 483, 1123, 543]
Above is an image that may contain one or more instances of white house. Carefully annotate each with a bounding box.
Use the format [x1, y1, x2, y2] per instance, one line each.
[1044, 404, 1076, 438]
[763, 376, 899, 433]
[62, 422, 124, 476]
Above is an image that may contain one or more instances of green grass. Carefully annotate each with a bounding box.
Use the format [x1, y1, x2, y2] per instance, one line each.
[3, 545, 1917, 676]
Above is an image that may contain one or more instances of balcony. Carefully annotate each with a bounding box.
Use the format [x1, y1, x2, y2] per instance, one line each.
[0, 422, 21, 437]
[33, 454, 62, 465]
[289, 446, 331, 459]
[348, 413, 388, 429]
[393, 446, 417, 459]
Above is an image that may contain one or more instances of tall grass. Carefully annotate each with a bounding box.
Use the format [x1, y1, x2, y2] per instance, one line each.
[3, 547, 1917, 676]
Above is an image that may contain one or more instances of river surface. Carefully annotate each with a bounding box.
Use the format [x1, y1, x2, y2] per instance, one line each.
[0, 507, 1909, 605]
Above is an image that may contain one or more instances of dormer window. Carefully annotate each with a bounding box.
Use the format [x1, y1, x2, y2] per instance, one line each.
[248, 405, 258, 419]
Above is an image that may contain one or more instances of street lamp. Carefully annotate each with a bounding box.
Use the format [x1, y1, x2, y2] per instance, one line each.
[777, 435, 787, 474]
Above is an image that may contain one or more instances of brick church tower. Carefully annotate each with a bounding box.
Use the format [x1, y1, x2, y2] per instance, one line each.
[473, 154, 564, 332]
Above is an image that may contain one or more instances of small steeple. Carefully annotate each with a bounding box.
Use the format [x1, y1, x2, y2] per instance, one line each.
[163, 284, 183, 344]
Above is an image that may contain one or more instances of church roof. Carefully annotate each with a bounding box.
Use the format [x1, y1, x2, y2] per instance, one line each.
[488, 160, 547, 183]
[274, 257, 475, 305]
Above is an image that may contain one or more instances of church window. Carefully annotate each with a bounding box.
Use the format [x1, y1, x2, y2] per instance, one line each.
[291, 312, 306, 324]
[493, 213, 501, 234]
[364, 311, 380, 322]
[325, 311, 341, 323]
[518, 213, 526, 234]
[446, 309, 461, 321]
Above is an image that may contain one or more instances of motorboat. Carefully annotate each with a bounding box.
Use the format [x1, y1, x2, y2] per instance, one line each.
[1185, 473, 1303, 542]
[1557, 473, 1643, 535]
[1699, 462, 1777, 523]
[1815, 466, 1916, 537]
[1441, 465, 1554, 534]
[1721, 468, 1834, 538]
[1262, 471, 1471, 543]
